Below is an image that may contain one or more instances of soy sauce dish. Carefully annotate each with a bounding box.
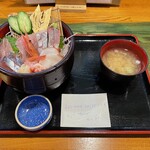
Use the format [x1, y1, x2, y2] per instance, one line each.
[100, 39, 148, 82]
[15, 95, 52, 131]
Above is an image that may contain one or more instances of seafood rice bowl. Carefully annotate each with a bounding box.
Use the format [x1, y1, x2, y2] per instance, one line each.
[0, 6, 75, 94]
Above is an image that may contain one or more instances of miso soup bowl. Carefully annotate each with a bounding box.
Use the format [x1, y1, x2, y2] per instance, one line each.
[100, 39, 148, 82]
[0, 22, 74, 94]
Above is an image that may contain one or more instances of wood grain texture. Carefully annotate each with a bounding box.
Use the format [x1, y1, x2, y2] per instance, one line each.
[0, 137, 150, 150]
[0, 0, 150, 23]
[56, 0, 86, 5]
[1, 0, 150, 149]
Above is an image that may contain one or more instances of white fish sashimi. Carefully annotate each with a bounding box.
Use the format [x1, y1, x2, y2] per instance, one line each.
[48, 27, 60, 48]
[40, 47, 60, 56]
[35, 31, 48, 53]
[16, 36, 28, 62]
[0, 38, 13, 61]
[39, 47, 63, 69]
[39, 54, 63, 69]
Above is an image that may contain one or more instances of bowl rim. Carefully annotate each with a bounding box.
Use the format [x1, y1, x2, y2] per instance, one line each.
[0, 21, 75, 77]
[100, 39, 149, 76]
[15, 94, 53, 131]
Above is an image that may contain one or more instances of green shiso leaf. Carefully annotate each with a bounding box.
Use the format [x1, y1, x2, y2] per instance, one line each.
[5, 36, 19, 53]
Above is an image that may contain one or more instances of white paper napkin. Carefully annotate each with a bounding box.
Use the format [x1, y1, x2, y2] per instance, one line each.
[60, 93, 111, 128]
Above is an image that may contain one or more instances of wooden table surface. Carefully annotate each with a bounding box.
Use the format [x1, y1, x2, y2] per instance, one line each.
[1, 0, 150, 23]
[1, 0, 150, 149]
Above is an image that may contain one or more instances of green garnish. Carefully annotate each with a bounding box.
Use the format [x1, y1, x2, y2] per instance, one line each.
[5, 36, 19, 53]
[59, 36, 64, 49]
[17, 11, 32, 34]
[8, 11, 32, 34]
[50, 22, 58, 29]
[8, 16, 21, 34]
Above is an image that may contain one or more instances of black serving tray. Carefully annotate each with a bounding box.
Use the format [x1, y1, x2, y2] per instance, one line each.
[0, 34, 150, 136]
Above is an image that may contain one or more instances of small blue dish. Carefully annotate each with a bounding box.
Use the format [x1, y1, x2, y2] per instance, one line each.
[15, 95, 53, 131]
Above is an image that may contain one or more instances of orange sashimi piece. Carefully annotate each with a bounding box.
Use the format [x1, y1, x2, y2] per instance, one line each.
[27, 55, 46, 62]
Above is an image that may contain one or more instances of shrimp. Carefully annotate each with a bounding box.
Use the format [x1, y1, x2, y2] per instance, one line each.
[30, 63, 46, 73]
[22, 34, 39, 57]
[27, 55, 46, 62]
[22, 34, 46, 63]
[11, 24, 70, 73]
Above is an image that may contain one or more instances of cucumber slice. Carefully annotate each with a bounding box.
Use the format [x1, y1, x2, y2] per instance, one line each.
[8, 16, 21, 34]
[17, 11, 32, 34]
